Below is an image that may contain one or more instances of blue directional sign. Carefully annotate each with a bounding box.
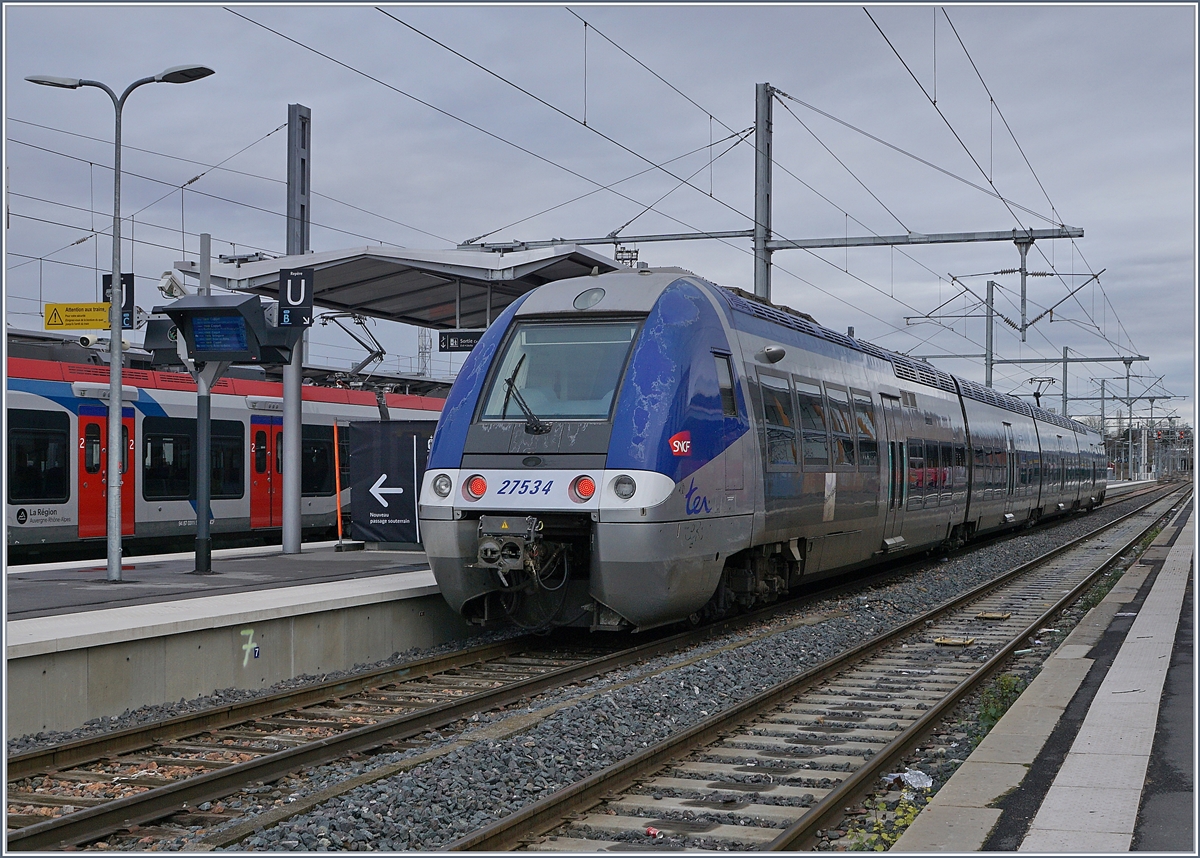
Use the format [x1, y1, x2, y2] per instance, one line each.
[102, 273, 135, 330]
[278, 267, 315, 327]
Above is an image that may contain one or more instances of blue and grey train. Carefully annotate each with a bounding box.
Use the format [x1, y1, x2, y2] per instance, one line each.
[418, 267, 1106, 632]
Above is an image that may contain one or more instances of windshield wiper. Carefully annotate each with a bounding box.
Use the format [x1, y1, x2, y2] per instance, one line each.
[501, 354, 552, 435]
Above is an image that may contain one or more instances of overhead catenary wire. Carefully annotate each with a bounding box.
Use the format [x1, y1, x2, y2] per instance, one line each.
[371, 5, 998, 367]
[568, 9, 974, 363]
[227, 7, 762, 250]
[867, 7, 1147, 399]
[375, 8, 763, 234]
[8, 138, 406, 253]
[7, 116, 455, 246]
[937, 9, 1135, 359]
[404, 10, 1049, 385]
[465, 127, 751, 246]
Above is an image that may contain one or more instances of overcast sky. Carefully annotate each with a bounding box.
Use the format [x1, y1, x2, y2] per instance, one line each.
[4, 4, 1195, 426]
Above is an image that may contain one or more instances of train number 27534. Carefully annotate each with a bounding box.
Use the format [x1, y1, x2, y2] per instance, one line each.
[496, 479, 554, 496]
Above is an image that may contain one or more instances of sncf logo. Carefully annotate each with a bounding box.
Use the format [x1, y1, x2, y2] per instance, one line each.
[669, 431, 692, 456]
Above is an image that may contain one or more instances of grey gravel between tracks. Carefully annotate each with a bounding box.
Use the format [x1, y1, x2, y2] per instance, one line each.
[10, 490, 1171, 851]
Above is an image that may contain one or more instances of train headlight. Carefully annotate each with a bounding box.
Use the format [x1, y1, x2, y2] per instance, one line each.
[613, 474, 636, 500]
[570, 475, 596, 502]
[432, 473, 453, 498]
[465, 474, 488, 500]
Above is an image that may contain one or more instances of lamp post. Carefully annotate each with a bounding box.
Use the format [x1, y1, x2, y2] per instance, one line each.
[27, 64, 214, 583]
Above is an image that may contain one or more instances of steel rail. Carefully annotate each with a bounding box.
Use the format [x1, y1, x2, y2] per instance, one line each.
[7, 485, 1172, 850]
[8, 484, 1161, 776]
[5, 585, 862, 851]
[765, 485, 1191, 850]
[6, 643, 640, 850]
[6, 638, 533, 781]
[443, 485, 1187, 851]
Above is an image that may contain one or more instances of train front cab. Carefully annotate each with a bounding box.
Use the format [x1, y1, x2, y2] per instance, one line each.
[420, 271, 755, 632]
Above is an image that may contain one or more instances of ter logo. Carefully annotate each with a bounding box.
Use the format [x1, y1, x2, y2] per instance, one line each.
[669, 431, 692, 457]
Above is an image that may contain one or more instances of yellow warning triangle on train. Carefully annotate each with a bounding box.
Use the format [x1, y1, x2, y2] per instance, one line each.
[501, 521, 508, 529]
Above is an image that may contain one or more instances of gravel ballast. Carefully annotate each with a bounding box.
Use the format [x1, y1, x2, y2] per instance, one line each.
[7, 489, 1176, 851]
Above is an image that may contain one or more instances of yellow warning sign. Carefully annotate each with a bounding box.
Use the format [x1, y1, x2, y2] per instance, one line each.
[44, 302, 111, 330]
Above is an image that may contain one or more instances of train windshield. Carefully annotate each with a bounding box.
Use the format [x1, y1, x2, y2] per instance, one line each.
[480, 320, 640, 421]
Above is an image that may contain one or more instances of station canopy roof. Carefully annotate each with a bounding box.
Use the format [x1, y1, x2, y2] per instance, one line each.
[177, 244, 625, 329]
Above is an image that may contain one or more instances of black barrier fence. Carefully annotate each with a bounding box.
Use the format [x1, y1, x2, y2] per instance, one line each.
[348, 421, 434, 545]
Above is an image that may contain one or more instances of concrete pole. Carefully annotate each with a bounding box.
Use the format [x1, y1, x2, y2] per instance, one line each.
[985, 280, 995, 388]
[282, 104, 311, 555]
[753, 83, 773, 301]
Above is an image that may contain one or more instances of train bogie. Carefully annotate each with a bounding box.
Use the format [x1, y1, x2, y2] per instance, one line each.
[420, 268, 1106, 633]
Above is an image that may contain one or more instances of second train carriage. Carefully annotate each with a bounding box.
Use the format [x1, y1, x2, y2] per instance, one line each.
[6, 356, 443, 557]
[418, 267, 1106, 633]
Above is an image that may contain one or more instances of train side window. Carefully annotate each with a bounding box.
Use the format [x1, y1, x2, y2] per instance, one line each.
[906, 438, 924, 509]
[825, 386, 855, 468]
[121, 424, 130, 475]
[925, 441, 940, 494]
[941, 442, 953, 493]
[302, 425, 336, 496]
[758, 373, 797, 469]
[7, 409, 70, 504]
[84, 423, 102, 474]
[143, 432, 192, 499]
[852, 391, 878, 470]
[255, 430, 268, 473]
[714, 354, 738, 417]
[794, 379, 829, 469]
[212, 425, 245, 499]
[276, 434, 283, 475]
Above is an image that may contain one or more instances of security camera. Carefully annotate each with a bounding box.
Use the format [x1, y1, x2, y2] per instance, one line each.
[80, 334, 98, 347]
[158, 269, 191, 299]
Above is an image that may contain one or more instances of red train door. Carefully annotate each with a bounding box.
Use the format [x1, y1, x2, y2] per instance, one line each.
[77, 405, 135, 539]
[250, 416, 284, 528]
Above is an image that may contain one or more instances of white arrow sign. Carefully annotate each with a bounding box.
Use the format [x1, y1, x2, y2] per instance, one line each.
[369, 474, 405, 507]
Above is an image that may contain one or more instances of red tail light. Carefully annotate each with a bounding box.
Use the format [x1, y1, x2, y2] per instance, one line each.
[571, 475, 596, 501]
[466, 475, 488, 499]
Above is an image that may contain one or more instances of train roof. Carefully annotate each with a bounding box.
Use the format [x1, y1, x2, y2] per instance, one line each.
[7, 356, 444, 413]
[716, 283, 1096, 437]
[510, 268, 1096, 437]
[6, 328, 452, 398]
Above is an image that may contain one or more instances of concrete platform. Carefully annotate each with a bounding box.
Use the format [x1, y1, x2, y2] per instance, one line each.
[894, 496, 1194, 853]
[5, 541, 477, 738]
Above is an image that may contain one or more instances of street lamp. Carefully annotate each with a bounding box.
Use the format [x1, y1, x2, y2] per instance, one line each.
[27, 64, 214, 583]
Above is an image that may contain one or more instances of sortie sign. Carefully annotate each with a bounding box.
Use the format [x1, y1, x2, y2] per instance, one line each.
[44, 302, 112, 330]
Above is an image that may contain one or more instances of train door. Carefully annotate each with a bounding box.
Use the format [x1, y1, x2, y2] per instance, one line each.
[1003, 423, 1017, 513]
[714, 353, 742, 492]
[250, 416, 283, 528]
[77, 405, 135, 539]
[880, 394, 905, 545]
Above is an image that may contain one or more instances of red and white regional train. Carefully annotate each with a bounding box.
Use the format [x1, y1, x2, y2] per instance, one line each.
[6, 355, 442, 560]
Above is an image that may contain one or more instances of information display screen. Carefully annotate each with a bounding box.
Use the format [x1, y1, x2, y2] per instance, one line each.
[192, 315, 248, 353]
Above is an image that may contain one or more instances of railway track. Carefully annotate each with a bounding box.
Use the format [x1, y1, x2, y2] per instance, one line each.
[3, 588, 868, 850]
[443, 485, 1189, 851]
[5, 483, 1177, 850]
